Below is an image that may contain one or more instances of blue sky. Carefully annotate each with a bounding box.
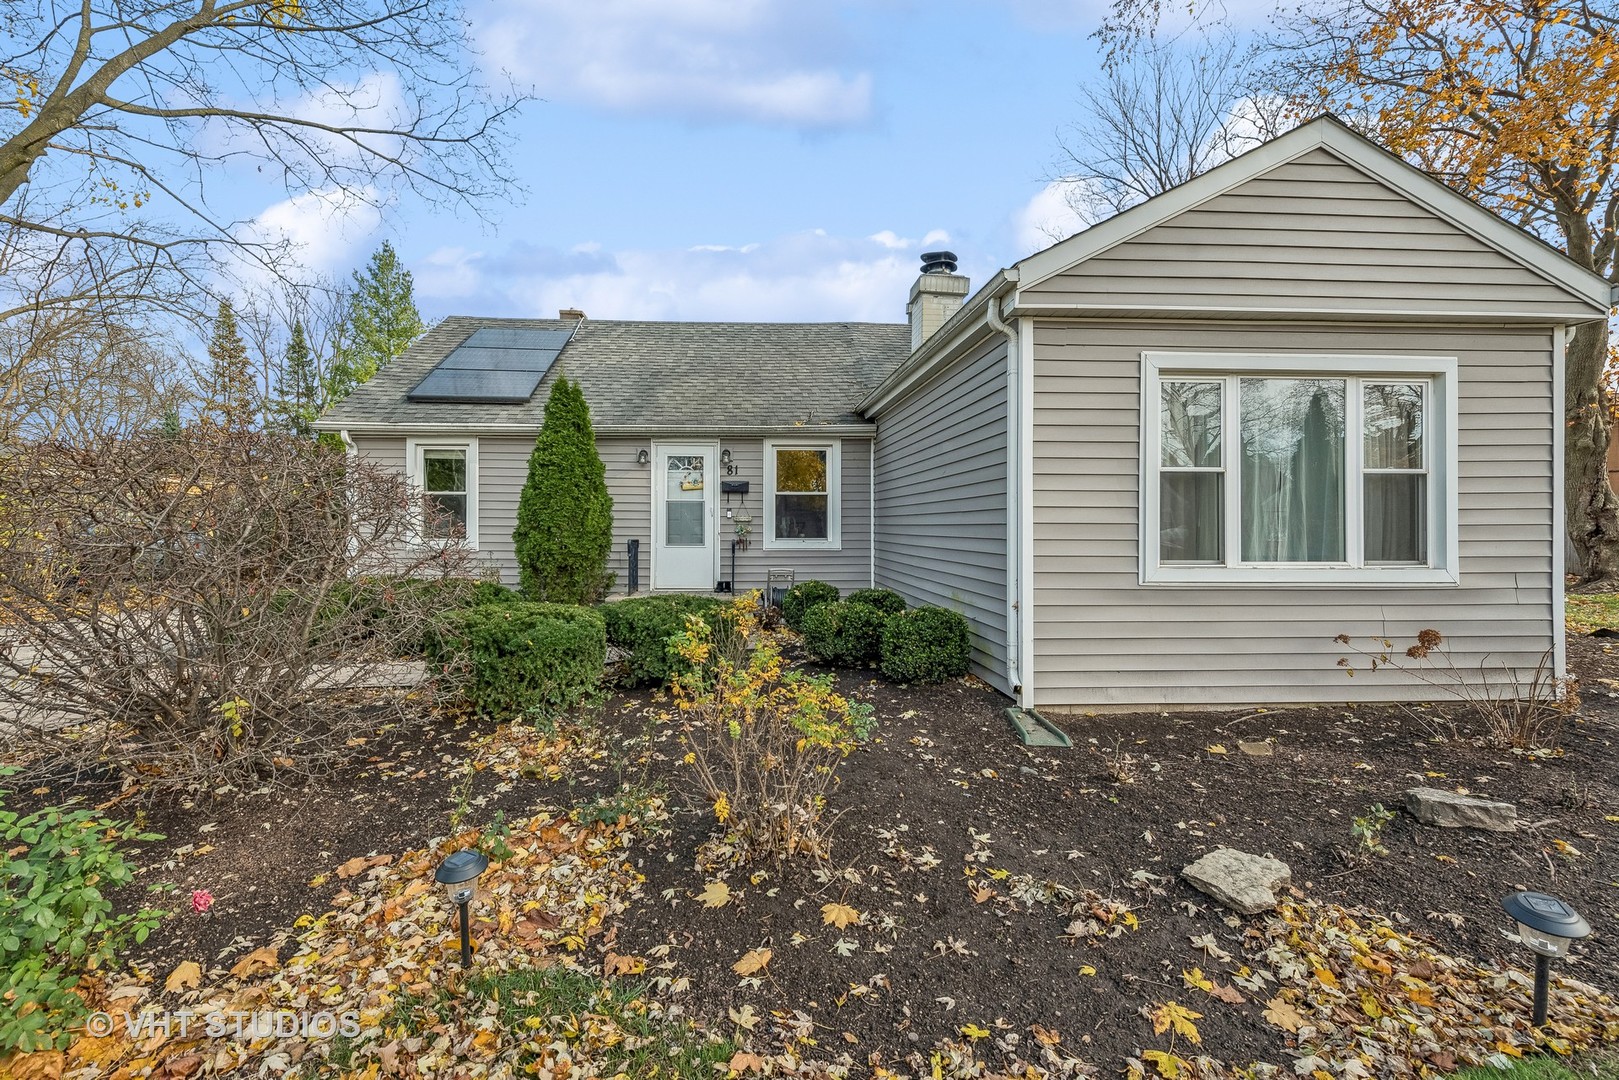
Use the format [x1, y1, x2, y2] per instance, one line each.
[241, 0, 1164, 324]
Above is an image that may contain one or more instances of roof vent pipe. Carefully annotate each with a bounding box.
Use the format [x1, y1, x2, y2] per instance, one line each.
[919, 250, 958, 274]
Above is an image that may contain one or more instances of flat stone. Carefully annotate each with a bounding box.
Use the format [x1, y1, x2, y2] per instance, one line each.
[1181, 848, 1292, 915]
[1404, 787, 1516, 832]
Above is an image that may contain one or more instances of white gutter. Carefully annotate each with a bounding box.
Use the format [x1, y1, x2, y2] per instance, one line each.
[317, 422, 879, 438]
[984, 292, 1025, 704]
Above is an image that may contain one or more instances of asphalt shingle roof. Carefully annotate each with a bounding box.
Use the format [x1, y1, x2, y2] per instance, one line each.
[318, 316, 912, 432]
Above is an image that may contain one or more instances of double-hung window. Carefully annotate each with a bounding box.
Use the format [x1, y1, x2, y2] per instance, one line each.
[407, 438, 479, 546]
[1144, 354, 1455, 585]
[764, 440, 842, 549]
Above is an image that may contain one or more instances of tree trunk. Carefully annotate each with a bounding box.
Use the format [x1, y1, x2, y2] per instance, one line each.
[1564, 322, 1619, 585]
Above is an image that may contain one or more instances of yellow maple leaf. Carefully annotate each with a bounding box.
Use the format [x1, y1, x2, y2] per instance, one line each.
[1142, 1049, 1184, 1077]
[732, 948, 772, 976]
[1313, 967, 1338, 987]
[1150, 1001, 1202, 1045]
[1079, 964, 1097, 976]
[959, 1023, 990, 1039]
[1182, 967, 1214, 993]
[1264, 996, 1306, 1033]
[1206, 744, 1228, 754]
[698, 880, 732, 908]
[821, 901, 861, 929]
[164, 960, 202, 993]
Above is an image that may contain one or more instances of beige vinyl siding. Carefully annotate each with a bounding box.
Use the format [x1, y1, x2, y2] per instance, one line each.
[871, 336, 1011, 693]
[378, 434, 871, 593]
[1030, 321, 1556, 709]
[1022, 149, 1579, 318]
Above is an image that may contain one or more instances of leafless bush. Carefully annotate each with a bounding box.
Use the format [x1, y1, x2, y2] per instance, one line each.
[0, 430, 480, 793]
[1334, 629, 1575, 750]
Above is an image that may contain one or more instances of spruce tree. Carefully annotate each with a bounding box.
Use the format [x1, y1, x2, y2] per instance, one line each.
[513, 377, 614, 604]
[326, 241, 423, 406]
[275, 319, 321, 436]
[206, 299, 256, 432]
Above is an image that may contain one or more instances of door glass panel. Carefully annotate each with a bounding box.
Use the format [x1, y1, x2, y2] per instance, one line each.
[665, 454, 706, 547]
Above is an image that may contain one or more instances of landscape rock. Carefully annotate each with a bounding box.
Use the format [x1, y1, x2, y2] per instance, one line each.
[1403, 787, 1516, 832]
[1181, 848, 1292, 915]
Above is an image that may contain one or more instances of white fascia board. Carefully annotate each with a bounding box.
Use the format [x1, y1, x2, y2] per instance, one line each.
[859, 270, 1017, 416]
[1015, 116, 1611, 316]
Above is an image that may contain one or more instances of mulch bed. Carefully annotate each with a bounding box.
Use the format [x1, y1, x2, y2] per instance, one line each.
[5, 631, 1619, 1073]
[603, 636, 1619, 1070]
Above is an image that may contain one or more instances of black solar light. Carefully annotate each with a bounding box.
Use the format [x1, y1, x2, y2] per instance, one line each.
[435, 849, 490, 967]
[1501, 891, 1591, 1025]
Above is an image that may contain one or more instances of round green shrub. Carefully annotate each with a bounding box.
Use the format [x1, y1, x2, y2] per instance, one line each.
[845, 587, 906, 616]
[427, 601, 606, 718]
[879, 606, 972, 684]
[780, 580, 839, 630]
[801, 600, 889, 667]
[600, 594, 726, 686]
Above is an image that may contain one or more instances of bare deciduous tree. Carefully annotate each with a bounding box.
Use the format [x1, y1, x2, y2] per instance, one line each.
[0, 431, 484, 793]
[1051, 30, 1288, 229]
[0, 0, 523, 328]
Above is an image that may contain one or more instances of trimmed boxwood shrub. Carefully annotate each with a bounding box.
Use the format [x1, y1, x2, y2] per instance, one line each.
[845, 587, 906, 616]
[780, 580, 839, 630]
[879, 606, 972, 683]
[601, 594, 726, 686]
[801, 600, 888, 667]
[427, 601, 606, 718]
[313, 577, 518, 654]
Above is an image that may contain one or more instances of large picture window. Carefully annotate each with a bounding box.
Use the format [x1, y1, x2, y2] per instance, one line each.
[1144, 355, 1455, 585]
[407, 438, 478, 546]
[764, 440, 842, 549]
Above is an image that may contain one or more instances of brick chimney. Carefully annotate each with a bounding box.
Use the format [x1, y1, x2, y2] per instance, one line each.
[907, 251, 969, 350]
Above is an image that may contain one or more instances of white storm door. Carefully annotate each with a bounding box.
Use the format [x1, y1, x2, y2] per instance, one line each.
[653, 443, 716, 590]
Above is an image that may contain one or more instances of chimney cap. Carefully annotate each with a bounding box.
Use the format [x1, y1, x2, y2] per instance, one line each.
[558, 307, 586, 321]
[919, 251, 958, 274]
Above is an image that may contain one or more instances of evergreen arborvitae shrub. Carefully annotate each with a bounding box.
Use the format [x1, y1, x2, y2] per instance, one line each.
[427, 601, 606, 719]
[513, 378, 615, 604]
[845, 587, 906, 616]
[879, 606, 972, 684]
[602, 594, 726, 686]
[780, 580, 839, 630]
[801, 600, 889, 667]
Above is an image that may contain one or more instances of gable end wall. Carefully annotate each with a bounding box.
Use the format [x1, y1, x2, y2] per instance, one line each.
[1029, 320, 1557, 709]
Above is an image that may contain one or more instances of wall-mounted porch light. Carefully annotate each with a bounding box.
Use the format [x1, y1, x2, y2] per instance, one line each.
[1501, 890, 1591, 1026]
[435, 849, 490, 967]
[720, 448, 733, 466]
[635, 448, 649, 466]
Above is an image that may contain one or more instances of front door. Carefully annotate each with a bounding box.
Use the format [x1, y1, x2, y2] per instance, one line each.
[652, 443, 715, 591]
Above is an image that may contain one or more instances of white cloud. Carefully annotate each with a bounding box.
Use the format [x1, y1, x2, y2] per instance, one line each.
[414, 227, 954, 322]
[1012, 179, 1092, 255]
[475, 0, 873, 128]
[238, 186, 384, 284]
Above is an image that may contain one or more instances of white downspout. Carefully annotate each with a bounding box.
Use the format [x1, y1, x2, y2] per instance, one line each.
[985, 291, 1023, 703]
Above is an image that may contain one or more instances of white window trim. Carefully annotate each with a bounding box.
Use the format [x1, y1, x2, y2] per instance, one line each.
[763, 439, 842, 550]
[1140, 352, 1459, 587]
[405, 436, 480, 550]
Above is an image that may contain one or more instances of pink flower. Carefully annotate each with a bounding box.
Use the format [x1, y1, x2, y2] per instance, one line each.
[190, 890, 215, 914]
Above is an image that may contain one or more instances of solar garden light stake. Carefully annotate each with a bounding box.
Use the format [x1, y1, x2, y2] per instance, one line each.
[1500, 891, 1591, 1026]
[435, 849, 490, 967]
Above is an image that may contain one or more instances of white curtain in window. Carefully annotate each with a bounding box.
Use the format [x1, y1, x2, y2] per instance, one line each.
[1240, 379, 1345, 562]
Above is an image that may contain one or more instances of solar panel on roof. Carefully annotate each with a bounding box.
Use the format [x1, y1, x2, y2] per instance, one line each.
[407, 325, 576, 403]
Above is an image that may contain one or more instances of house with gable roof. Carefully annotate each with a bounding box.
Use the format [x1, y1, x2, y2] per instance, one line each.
[318, 116, 1612, 711]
